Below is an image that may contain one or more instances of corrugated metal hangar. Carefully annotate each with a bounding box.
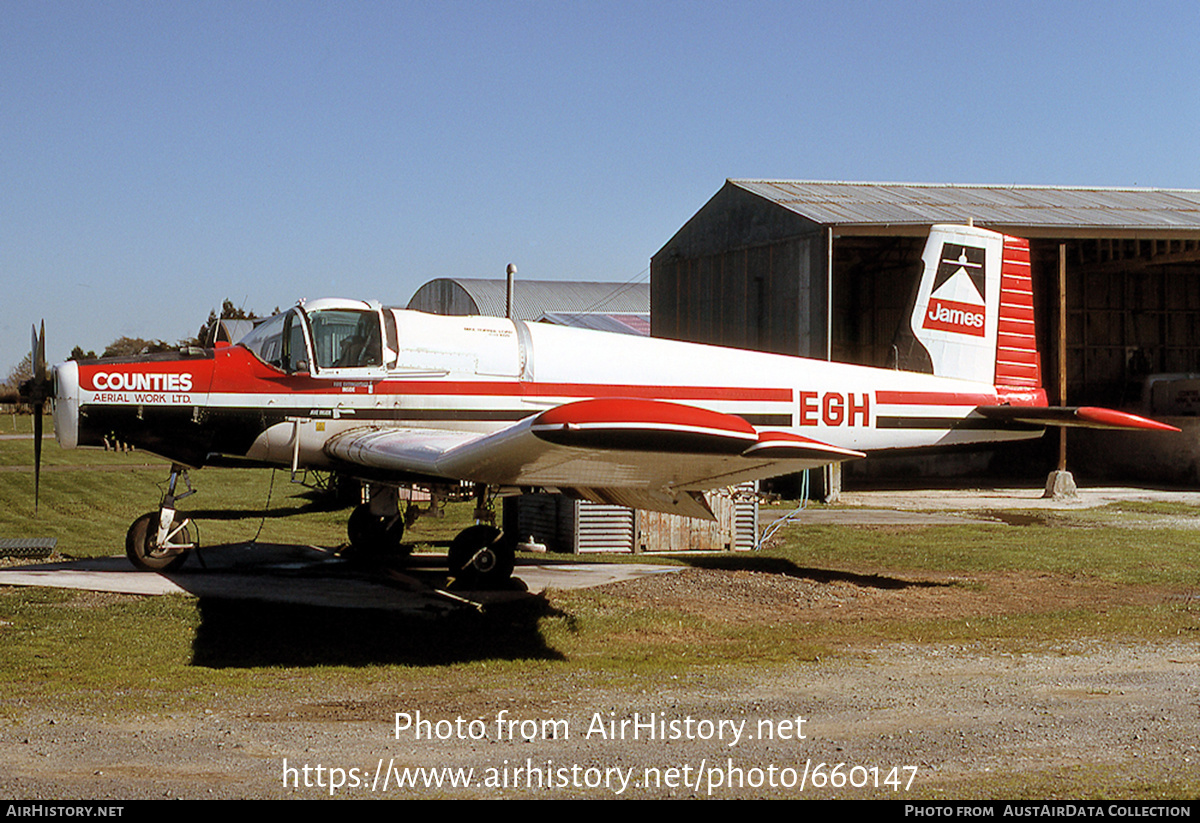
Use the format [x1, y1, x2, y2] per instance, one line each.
[652, 180, 1200, 481]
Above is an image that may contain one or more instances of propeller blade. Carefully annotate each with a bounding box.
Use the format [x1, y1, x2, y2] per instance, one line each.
[28, 320, 47, 515]
[34, 320, 46, 385]
[33, 402, 42, 514]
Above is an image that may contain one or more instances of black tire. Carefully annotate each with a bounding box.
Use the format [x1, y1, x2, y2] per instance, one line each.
[346, 503, 407, 560]
[447, 524, 515, 587]
[125, 511, 191, 572]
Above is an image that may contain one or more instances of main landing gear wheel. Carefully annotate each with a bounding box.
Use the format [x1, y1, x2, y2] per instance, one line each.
[346, 503, 407, 561]
[125, 511, 193, 572]
[447, 524, 515, 589]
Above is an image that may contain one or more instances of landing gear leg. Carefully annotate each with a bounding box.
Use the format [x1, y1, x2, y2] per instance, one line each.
[346, 483, 408, 561]
[472, 482, 494, 525]
[126, 463, 196, 572]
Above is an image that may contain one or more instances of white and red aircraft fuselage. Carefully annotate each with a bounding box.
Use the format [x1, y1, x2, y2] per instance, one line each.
[38, 225, 1177, 581]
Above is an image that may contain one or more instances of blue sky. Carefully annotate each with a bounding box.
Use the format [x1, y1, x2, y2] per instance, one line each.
[3, 0, 1197, 372]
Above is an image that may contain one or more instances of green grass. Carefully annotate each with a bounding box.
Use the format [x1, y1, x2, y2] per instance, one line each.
[0, 411, 42, 437]
[0, 589, 210, 708]
[1, 459, 345, 556]
[762, 522, 1200, 586]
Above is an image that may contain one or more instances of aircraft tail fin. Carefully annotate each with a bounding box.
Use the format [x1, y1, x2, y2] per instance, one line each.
[907, 224, 1045, 401]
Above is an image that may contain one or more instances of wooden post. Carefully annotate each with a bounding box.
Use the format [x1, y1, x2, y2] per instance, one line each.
[1045, 241, 1077, 498]
[1046, 242, 1084, 499]
[1058, 243, 1068, 471]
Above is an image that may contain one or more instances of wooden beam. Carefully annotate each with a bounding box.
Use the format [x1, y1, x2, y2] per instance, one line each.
[1058, 243, 1068, 472]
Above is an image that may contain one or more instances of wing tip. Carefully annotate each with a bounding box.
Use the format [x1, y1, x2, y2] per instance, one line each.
[743, 430, 866, 460]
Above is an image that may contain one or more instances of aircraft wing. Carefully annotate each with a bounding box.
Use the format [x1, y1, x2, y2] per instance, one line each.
[975, 405, 1180, 432]
[324, 398, 864, 519]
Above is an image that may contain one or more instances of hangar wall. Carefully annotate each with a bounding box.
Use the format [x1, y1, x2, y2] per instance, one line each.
[652, 183, 828, 358]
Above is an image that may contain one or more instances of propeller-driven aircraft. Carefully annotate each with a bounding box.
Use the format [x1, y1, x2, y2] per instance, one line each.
[17, 225, 1177, 585]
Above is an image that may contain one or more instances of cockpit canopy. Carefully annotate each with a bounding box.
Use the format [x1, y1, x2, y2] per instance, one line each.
[238, 299, 393, 375]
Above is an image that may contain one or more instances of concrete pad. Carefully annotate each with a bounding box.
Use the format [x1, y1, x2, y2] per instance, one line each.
[840, 486, 1200, 512]
[515, 560, 681, 590]
[0, 542, 679, 613]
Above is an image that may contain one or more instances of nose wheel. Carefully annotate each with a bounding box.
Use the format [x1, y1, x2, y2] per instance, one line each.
[126, 510, 193, 572]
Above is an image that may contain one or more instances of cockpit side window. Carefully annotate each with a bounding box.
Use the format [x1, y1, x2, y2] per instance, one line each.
[239, 312, 287, 369]
[238, 309, 311, 372]
[308, 309, 383, 369]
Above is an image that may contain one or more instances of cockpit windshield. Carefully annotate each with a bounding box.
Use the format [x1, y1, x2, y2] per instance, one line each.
[307, 309, 382, 369]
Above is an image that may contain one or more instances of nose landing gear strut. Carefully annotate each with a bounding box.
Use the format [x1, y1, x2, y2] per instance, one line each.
[125, 463, 196, 572]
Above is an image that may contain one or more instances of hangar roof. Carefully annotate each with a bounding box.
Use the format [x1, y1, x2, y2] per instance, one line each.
[538, 311, 650, 336]
[731, 180, 1200, 238]
[407, 278, 649, 321]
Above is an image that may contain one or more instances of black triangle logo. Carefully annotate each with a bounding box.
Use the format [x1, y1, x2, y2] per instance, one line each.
[932, 243, 986, 302]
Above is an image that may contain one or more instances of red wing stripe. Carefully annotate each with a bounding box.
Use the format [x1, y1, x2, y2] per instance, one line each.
[531, 398, 761, 453]
[391, 381, 792, 401]
[978, 405, 1180, 432]
[533, 398, 756, 435]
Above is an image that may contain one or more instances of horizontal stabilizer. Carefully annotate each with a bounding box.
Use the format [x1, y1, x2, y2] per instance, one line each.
[975, 405, 1180, 432]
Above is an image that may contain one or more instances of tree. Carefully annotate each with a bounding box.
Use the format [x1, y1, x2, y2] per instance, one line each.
[194, 300, 260, 347]
[100, 337, 174, 359]
[1, 353, 33, 406]
[6, 353, 32, 387]
[69, 345, 97, 361]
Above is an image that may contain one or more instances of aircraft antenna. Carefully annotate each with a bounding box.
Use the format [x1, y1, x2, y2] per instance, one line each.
[506, 263, 517, 319]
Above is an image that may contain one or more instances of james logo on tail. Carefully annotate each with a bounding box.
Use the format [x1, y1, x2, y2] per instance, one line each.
[923, 243, 987, 337]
